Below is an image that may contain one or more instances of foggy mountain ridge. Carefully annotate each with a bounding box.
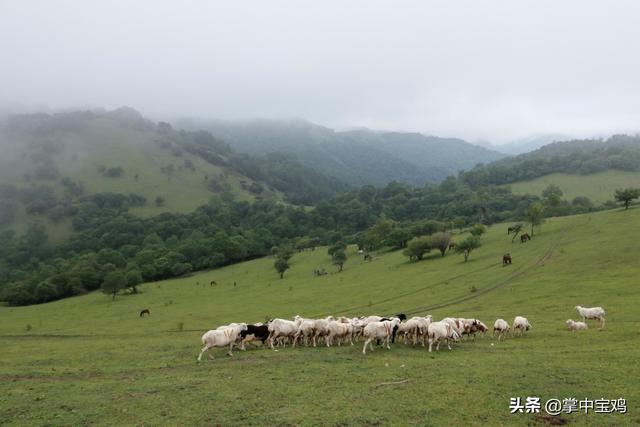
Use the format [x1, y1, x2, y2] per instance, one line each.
[174, 117, 506, 186]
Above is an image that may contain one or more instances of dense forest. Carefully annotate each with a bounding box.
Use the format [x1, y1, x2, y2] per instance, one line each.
[0, 176, 608, 306]
[460, 135, 640, 187]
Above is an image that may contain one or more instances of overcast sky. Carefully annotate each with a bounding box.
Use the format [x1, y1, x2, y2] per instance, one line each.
[2, 1, 640, 143]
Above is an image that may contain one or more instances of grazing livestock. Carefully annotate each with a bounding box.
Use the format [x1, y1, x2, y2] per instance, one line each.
[397, 315, 432, 346]
[448, 242, 456, 251]
[520, 233, 531, 243]
[268, 318, 302, 349]
[312, 316, 335, 346]
[240, 323, 270, 349]
[362, 318, 401, 355]
[442, 317, 466, 336]
[493, 319, 510, 340]
[139, 309, 150, 317]
[198, 324, 248, 361]
[502, 254, 512, 265]
[326, 320, 355, 346]
[575, 305, 606, 328]
[460, 318, 488, 339]
[512, 316, 531, 336]
[566, 319, 588, 331]
[427, 321, 460, 352]
[293, 318, 318, 347]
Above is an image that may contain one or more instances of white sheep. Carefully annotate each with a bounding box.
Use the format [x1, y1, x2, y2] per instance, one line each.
[198, 324, 247, 361]
[575, 305, 606, 328]
[566, 319, 588, 331]
[427, 321, 460, 352]
[512, 316, 531, 336]
[362, 318, 401, 354]
[493, 319, 510, 341]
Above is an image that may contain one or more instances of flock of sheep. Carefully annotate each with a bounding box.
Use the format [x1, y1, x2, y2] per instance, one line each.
[197, 305, 606, 361]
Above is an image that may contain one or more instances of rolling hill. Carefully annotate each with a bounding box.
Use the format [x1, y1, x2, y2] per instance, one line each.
[1, 206, 637, 425]
[176, 118, 506, 186]
[0, 109, 348, 241]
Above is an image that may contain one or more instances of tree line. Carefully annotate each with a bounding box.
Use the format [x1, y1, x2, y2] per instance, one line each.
[0, 176, 617, 305]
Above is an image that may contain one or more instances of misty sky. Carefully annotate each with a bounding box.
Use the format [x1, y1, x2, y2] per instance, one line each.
[2, 1, 640, 143]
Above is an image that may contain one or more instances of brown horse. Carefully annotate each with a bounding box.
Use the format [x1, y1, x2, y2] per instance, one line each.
[502, 254, 512, 265]
[520, 233, 531, 243]
[140, 309, 150, 317]
[448, 242, 456, 251]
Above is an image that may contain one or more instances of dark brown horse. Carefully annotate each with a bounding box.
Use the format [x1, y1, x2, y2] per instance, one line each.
[502, 254, 512, 265]
[448, 242, 456, 251]
[140, 309, 150, 317]
[520, 233, 531, 243]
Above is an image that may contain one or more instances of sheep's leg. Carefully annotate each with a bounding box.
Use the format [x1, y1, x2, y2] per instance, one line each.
[269, 333, 276, 350]
[447, 339, 452, 351]
[362, 339, 371, 355]
[197, 345, 210, 362]
[436, 340, 441, 351]
[227, 342, 234, 356]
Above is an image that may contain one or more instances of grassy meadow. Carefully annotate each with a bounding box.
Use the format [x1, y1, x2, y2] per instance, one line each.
[1, 207, 639, 425]
[507, 170, 640, 203]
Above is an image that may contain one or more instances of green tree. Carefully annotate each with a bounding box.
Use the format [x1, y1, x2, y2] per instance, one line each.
[525, 202, 546, 236]
[102, 271, 126, 300]
[614, 188, 640, 209]
[274, 258, 289, 279]
[327, 242, 347, 257]
[387, 228, 412, 249]
[403, 236, 432, 261]
[125, 270, 142, 294]
[331, 249, 347, 272]
[469, 224, 486, 237]
[273, 244, 295, 261]
[455, 236, 482, 262]
[430, 232, 451, 257]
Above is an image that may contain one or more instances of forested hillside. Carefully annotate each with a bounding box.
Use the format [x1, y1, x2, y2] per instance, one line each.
[0, 109, 349, 239]
[177, 118, 505, 186]
[461, 135, 640, 187]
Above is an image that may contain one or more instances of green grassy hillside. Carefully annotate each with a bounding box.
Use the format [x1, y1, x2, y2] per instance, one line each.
[0, 111, 282, 242]
[1, 207, 638, 425]
[507, 170, 640, 203]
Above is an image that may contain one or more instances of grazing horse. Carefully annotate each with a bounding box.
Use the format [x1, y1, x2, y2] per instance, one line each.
[520, 233, 531, 243]
[363, 254, 373, 262]
[448, 242, 456, 251]
[139, 309, 150, 317]
[210, 280, 217, 287]
[502, 254, 512, 266]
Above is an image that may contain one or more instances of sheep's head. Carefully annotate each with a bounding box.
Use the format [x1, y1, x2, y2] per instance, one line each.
[574, 305, 582, 310]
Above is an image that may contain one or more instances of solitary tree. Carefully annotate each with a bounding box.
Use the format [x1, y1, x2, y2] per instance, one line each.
[525, 202, 546, 236]
[102, 271, 126, 300]
[430, 232, 451, 257]
[403, 236, 432, 261]
[614, 188, 640, 210]
[332, 249, 347, 272]
[455, 236, 482, 262]
[327, 242, 347, 257]
[274, 258, 290, 279]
